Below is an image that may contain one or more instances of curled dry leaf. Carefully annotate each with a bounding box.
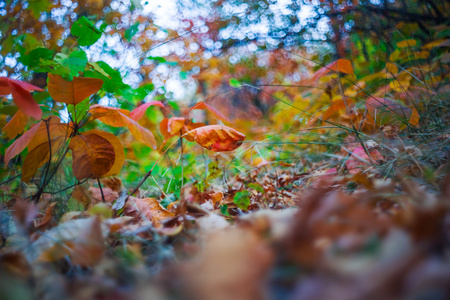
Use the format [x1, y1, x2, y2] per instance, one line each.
[130, 101, 165, 121]
[26, 217, 106, 266]
[47, 74, 104, 105]
[0, 77, 43, 119]
[183, 125, 246, 152]
[69, 130, 116, 180]
[124, 196, 174, 227]
[89, 105, 157, 149]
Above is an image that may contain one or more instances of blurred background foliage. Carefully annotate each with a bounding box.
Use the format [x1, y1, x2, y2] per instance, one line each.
[0, 0, 449, 202]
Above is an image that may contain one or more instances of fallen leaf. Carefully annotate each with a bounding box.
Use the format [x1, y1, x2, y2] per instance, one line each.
[124, 196, 174, 227]
[366, 97, 412, 126]
[28, 217, 106, 266]
[183, 125, 246, 152]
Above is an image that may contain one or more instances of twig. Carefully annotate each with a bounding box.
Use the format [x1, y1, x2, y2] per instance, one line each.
[97, 178, 105, 203]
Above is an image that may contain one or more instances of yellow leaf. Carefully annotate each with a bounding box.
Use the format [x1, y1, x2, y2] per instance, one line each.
[397, 39, 417, 48]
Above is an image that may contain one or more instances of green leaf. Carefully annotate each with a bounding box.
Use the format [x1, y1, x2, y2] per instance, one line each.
[0, 106, 19, 116]
[125, 22, 140, 42]
[64, 50, 88, 77]
[20, 47, 54, 67]
[207, 161, 221, 180]
[68, 98, 91, 123]
[229, 78, 242, 88]
[27, 0, 51, 19]
[148, 56, 167, 63]
[248, 183, 264, 193]
[71, 16, 103, 47]
[220, 204, 230, 216]
[233, 190, 250, 210]
[85, 61, 129, 93]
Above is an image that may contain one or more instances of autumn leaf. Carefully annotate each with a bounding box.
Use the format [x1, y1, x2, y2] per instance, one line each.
[3, 110, 28, 139]
[183, 125, 246, 152]
[30, 217, 105, 266]
[48, 74, 103, 105]
[0, 77, 43, 119]
[90, 130, 125, 177]
[366, 97, 412, 126]
[345, 146, 384, 174]
[89, 105, 157, 149]
[4, 116, 69, 166]
[69, 130, 116, 180]
[22, 136, 65, 182]
[397, 39, 417, 48]
[124, 196, 174, 227]
[310, 59, 354, 83]
[188, 101, 231, 123]
[130, 101, 165, 121]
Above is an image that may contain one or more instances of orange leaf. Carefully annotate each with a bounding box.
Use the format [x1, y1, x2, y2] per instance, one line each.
[5, 121, 42, 165]
[89, 105, 157, 149]
[22, 136, 65, 182]
[183, 125, 246, 152]
[311, 59, 354, 82]
[124, 196, 174, 227]
[188, 101, 231, 123]
[130, 101, 165, 121]
[90, 130, 125, 177]
[69, 131, 116, 180]
[48, 74, 103, 105]
[3, 110, 28, 139]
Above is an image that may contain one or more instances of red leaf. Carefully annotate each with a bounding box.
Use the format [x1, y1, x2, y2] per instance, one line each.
[130, 101, 165, 121]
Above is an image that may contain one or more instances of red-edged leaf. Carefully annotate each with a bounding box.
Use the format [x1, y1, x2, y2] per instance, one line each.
[188, 101, 231, 123]
[183, 125, 246, 152]
[130, 101, 165, 121]
[48, 74, 103, 105]
[0, 77, 44, 95]
[9, 81, 42, 119]
[5, 121, 42, 165]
